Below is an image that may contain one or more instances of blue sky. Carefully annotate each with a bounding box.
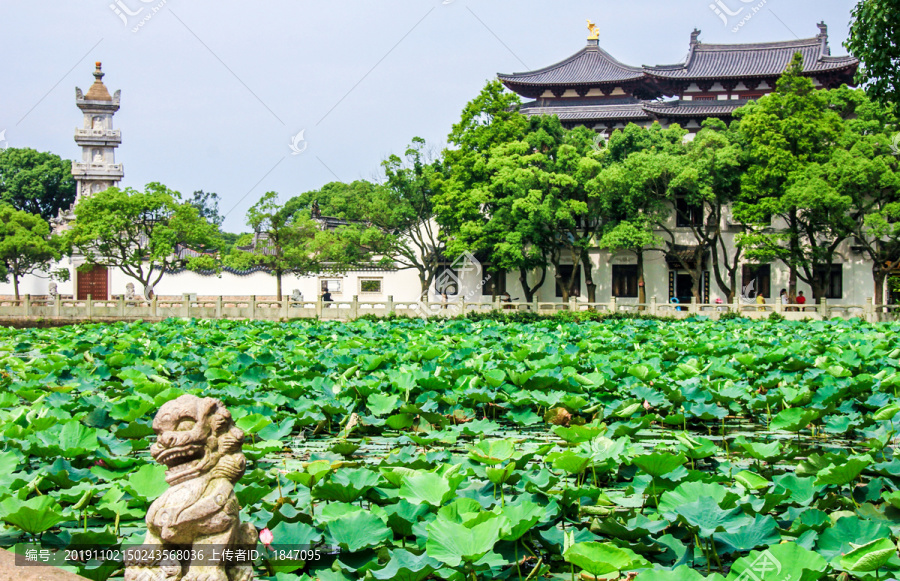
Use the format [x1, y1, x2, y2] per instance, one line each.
[1, 0, 857, 232]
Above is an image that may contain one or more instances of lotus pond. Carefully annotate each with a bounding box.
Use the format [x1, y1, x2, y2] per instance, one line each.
[2, 316, 900, 581]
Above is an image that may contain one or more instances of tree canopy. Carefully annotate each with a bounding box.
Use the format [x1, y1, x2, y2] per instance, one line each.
[225, 191, 390, 299]
[0, 205, 67, 299]
[67, 183, 220, 299]
[0, 148, 76, 222]
[846, 0, 900, 114]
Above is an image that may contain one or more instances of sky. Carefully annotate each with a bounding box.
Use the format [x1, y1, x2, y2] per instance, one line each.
[1, 0, 858, 233]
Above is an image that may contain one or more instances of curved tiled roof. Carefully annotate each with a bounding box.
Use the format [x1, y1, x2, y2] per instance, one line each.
[642, 100, 747, 117]
[499, 40, 644, 86]
[521, 99, 651, 121]
[646, 36, 858, 80]
[499, 25, 857, 94]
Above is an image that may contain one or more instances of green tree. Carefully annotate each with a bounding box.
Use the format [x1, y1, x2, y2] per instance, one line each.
[225, 191, 321, 301]
[734, 53, 850, 301]
[0, 148, 76, 222]
[825, 86, 900, 304]
[597, 219, 658, 306]
[846, 0, 900, 114]
[0, 205, 68, 300]
[668, 119, 746, 300]
[599, 123, 722, 303]
[225, 191, 388, 300]
[68, 183, 220, 299]
[284, 140, 446, 299]
[437, 82, 553, 301]
[188, 190, 224, 227]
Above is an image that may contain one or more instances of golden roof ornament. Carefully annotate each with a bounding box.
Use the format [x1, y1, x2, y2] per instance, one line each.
[587, 20, 600, 40]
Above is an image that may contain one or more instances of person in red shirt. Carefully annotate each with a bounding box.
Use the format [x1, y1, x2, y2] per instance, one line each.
[796, 291, 807, 309]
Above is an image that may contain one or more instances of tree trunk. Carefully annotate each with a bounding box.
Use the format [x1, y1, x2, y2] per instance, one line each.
[874, 268, 886, 306]
[550, 257, 569, 303]
[637, 251, 646, 310]
[519, 267, 534, 303]
[582, 252, 596, 303]
[518, 265, 547, 303]
[12, 275, 19, 301]
[276, 270, 283, 301]
[789, 265, 798, 301]
[419, 272, 429, 301]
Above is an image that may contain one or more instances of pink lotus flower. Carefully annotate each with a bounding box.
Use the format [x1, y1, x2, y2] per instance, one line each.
[94, 459, 108, 467]
[259, 528, 274, 547]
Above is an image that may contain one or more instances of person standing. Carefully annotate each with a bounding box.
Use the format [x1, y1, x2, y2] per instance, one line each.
[756, 292, 766, 312]
[780, 289, 788, 310]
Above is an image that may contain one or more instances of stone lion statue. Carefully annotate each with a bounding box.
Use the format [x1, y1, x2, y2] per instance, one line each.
[125, 395, 256, 581]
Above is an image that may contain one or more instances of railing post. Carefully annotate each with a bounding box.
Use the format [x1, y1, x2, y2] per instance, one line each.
[183, 293, 191, 318]
[866, 297, 874, 321]
[533, 296, 539, 312]
[250, 295, 257, 320]
[54, 294, 61, 318]
[690, 296, 697, 313]
[351, 295, 359, 319]
[87, 294, 93, 319]
[609, 296, 617, 314]
[569, 296, 576, 311]
[316, 297, 323, 318]
[732, 295, 740, 314]
[460, 296, 466, 316]
[216, 296, 223, 319]
[119, 294, 125, 318]
[386, 295, 394, 315]
[23, 294, 31, 317]
[282, 296, 290, 320]
[775, 296, 783, 314]
[493, 294, 501, 312]
[650, 296, 657, 316]
[151, 295, 158, 318]
[818, 297, 829, 319]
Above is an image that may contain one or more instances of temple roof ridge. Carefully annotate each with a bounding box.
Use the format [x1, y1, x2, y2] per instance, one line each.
[498, 39, 644, 86]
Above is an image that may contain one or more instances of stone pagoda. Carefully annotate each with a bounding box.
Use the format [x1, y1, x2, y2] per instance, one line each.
[72, 62, 123, 201]
[52, 62, 124, 234]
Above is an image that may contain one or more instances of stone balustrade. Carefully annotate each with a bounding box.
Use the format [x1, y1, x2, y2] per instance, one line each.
[0, 294, 889, 323]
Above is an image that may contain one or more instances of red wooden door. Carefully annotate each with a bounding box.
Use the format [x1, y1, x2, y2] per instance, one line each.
[77, 266, 108, 300]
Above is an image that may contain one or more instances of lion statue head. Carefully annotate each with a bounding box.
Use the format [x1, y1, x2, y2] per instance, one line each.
[150, 395, 246, 486]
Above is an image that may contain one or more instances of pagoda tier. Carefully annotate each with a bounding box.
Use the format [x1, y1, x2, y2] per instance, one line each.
[498, 39, 659, 100]
[500, 23, 858, 132]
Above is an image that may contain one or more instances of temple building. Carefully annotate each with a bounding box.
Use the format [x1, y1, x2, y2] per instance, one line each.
[498, 23, 858, 132]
